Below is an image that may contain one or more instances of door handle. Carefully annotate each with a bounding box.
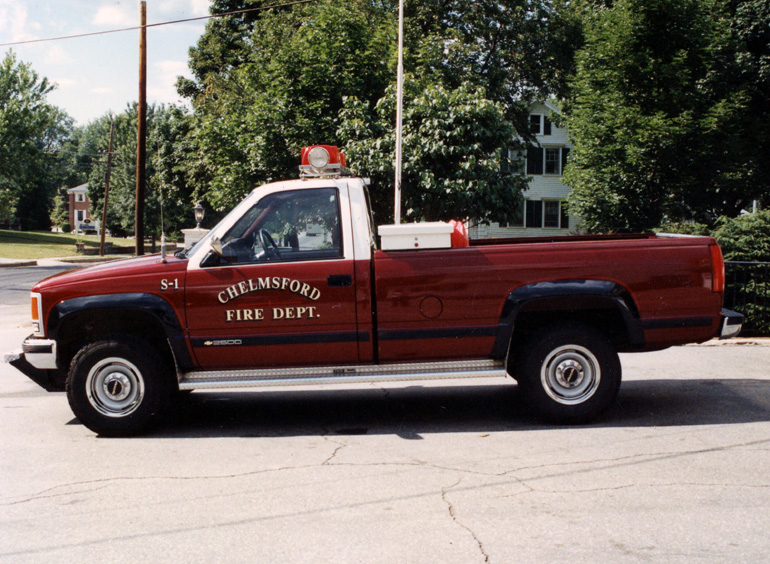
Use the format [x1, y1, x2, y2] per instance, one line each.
[327, 274, 352, 287]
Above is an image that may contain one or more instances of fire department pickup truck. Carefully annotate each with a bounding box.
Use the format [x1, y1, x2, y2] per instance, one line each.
[9, 146, 743, 436]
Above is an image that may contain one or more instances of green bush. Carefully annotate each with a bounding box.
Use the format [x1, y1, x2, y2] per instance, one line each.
[655, 221, 711, 236]
[712, 211, 770, 262]
[713, 211, 770, 335]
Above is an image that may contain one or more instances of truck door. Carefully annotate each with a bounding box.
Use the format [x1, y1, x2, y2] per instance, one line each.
[185, 186, 360, 370]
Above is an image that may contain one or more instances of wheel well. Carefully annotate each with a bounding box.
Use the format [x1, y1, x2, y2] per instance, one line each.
[55, 309, 176, 382]
[509, 304, 631, 358]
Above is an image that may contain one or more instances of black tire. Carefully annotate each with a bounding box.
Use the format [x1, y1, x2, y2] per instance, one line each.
[66, 336, 173, 436]
[516, 324, 621, 424]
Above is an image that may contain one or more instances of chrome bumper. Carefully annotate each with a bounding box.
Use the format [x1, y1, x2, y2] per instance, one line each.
[720, 309, 744, 339]
[5, 340, 61, 392]
[21, 338, 58, 369]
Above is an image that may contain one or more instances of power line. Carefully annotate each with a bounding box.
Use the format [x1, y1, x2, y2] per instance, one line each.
[0, 0, 317, 48]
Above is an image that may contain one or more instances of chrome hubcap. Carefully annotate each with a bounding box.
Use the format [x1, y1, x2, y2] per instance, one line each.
[86, 358, 145, 417]
[541, 345, 601, 405]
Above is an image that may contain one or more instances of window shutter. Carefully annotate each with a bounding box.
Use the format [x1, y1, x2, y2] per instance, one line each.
[527, 146, 543, 175]
[561, 147, 570, 172]
[529, 115, 541, 134]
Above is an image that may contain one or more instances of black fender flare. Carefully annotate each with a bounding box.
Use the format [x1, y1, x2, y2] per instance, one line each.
[491, 279, 645, 359]
[48, 293, 193, 372]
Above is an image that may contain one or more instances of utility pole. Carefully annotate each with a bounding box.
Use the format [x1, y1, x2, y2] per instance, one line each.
[99, 121, 115, 256]
[135, 0, 147, 255]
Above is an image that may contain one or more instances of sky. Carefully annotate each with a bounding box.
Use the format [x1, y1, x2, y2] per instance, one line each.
[0, 0, 211, 125]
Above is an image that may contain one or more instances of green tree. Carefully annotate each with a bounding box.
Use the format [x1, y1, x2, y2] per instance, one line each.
[563, 0, 770, 232]
[178, 0, 571, 220]
[50, 191, 69, 232]
[0, 51, 74, 228]
[84, 104, 195, 238]
[179, 0, 393, 212]
[340, 82, 525, 223]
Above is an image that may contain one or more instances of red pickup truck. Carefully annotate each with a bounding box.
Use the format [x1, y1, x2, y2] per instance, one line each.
[9, 146, 743, 436]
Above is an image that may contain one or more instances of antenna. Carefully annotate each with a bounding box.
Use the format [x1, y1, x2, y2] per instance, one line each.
[155, 142, 167, 263]
[394, 0, 405, 224]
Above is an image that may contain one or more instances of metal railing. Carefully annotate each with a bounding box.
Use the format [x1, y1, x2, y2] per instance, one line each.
[724, 261, 770, 336]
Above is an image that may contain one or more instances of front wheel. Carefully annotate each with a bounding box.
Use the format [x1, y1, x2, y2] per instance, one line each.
[516, 324, 621, 424]
[66, 337, 173, 436]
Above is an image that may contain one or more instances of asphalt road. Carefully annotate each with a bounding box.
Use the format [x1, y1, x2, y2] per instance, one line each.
[0, 265, 80, 306]
[1, 269, 769, 564]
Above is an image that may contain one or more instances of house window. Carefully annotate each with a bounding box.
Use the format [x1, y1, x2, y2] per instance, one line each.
[545, 148, 561, 174]
[76, 210, 85, 223]
[543, 116, 552, 135]
[523, 200, 570, 229]
[527, 146, 570, 176]
[529, 115, 541, 134]
[544, 201, 560, 227]
[525, 200, 543, 228]
[76, 193, 85, 202]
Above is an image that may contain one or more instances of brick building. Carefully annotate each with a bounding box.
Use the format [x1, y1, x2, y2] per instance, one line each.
[67, 183, 95, 233]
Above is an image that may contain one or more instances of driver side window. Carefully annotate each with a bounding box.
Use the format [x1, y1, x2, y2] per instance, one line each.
[216, 188, 343, 265]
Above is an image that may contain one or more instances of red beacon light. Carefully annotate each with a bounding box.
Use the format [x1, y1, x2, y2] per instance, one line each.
[300, 145, 349, 178]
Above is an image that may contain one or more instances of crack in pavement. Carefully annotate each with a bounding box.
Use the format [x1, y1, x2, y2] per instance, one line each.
[7, 437, 770, 506]
[442, 478, 490, 563]
[321, 434, 348, 465]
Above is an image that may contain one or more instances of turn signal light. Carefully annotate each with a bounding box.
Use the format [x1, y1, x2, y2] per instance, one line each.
[31, 292, 43, 336]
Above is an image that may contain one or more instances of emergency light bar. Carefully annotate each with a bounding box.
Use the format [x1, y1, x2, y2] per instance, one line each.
[299, 145, 349, 178]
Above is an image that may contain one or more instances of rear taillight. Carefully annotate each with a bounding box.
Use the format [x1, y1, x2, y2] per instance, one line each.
[710, 244, 725, 294]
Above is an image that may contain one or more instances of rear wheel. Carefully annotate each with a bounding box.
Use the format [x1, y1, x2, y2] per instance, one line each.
[516, 324, 621, 423]
[66, 336, 173, 436]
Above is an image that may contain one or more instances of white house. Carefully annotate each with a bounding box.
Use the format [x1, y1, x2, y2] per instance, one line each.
[470, 101, 577, 238]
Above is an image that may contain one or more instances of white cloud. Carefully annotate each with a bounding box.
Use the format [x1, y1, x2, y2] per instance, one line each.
[155, 0, 210, 17]
[156, 60, 190, 76]
[190, 0, 211, 16]
[148, 59, 191, 105]
[52, 78, 77, 88]
[0, 1, 34, 43]
[90, 87, 114, 94]
[45, 45, 74, 65]
[92, 3, 134, 27]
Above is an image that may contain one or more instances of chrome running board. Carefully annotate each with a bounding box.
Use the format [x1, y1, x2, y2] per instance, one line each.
[179, 359, 507, 390]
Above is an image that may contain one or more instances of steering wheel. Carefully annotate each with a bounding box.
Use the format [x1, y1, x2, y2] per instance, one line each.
[257, 229, 281, 259]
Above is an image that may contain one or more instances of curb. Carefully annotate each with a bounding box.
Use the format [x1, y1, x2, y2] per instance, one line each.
[695, 337, 770, 347]
[0, 255, 131, 267]
[0, 259, 37, 268]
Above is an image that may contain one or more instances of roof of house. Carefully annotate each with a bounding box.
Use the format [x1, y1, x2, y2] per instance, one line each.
[66, 183, 88, 193]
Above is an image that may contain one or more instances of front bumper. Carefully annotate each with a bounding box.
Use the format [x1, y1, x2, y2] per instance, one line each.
[4, 349, 60, 391]
[720, 308, 744, 339]
[21, 337, 58, 369]
[4, 336, 61, 392]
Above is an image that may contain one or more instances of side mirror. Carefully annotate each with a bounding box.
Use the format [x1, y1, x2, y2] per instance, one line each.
[210, 236, 223, 256]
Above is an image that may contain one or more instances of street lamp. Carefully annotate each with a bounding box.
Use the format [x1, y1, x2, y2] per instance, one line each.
[193, 201, 204, 229]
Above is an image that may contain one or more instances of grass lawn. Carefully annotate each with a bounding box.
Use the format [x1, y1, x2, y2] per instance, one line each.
[0, 230, 135, 259]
